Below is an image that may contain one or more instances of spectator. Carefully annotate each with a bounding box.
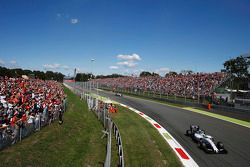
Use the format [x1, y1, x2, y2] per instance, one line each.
[0, 76, 65, 132]
[94, 72, 228, 99]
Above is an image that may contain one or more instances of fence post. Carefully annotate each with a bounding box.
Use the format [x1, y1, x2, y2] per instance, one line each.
[104, 117, 112, 167]
[103, 108, 106, 128]
[83, 90, 125, 167]
[39, 115, 41, 131]
[19, 127, 22, 141]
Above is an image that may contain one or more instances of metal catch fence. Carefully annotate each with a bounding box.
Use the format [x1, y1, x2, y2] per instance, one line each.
[82, 91, 125, 167]
[0, 101, 66, 150]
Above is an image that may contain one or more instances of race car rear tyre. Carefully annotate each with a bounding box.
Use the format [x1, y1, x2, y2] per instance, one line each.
[201, 142, 210, 153]
[202, 142, 206, 148]
[217, 142, 224, 149]
[197, 141, 201, 148]
[186, 130, 191, 136]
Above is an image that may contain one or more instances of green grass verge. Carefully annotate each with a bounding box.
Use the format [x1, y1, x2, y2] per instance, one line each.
[183, 107, 250, 128]
[110, 105, 182, 167]
[0, 87, 106, 167]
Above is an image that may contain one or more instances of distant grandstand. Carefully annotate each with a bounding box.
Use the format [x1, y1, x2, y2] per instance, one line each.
[94, 72, 229, 102]
[94, 70, 250, 110]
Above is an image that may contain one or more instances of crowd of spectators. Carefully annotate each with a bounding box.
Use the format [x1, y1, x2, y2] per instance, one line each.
[0, 76, 65, 134]
[94, 72, 228, 98]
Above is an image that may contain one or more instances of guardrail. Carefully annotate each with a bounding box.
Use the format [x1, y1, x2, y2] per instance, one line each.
[83, 93, 125, 167]
[113, 122, 125, 167]
[67, 82, 125, 167]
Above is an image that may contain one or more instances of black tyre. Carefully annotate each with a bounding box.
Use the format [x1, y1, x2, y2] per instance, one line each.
[200, 142, 211, 153]
[217, 142, 224, 149]
[220, 149, 228, 154]
[202, 142, 206, 148]
[186, 130, 191, 136]
[197, 141, 201, 148]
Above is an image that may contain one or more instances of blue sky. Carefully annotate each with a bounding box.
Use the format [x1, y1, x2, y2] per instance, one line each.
[0, 0, 250, 76]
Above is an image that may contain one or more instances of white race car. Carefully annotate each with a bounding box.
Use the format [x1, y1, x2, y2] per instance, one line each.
[186, 125, 227, 154]
[115, 92, 123, 97]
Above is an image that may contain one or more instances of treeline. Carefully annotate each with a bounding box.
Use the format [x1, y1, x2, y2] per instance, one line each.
[139, 71, 160, 77]
[75, 73, 125, 81]
[75, 73, 92, 82]
[75, 71, 191, 81]
[223, 56, 249, 90]
[139, 71, 182, 77]
[96, 74, 124, 79]
[0, 66, 64, 82]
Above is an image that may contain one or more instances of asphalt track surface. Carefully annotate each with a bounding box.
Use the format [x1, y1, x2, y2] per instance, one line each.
[94, 90, 250, 167]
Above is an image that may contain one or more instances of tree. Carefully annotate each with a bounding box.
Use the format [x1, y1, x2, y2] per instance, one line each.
[0, 66, 10, 77]
[75, 73, 92, 81]
[0, 66, 64, 82]
[140, 71, 152, 77]
[180, 70, 193, 75]
[152, 72, 160, 77]
[45, 71, 55, 80]
[23, 69, 32, 75]
[224, 56, 249, 90]
[224, 56, 248, 78]
[33, 70, 45, 80]
[95, 74, 125, 79]
[165, 71, 177, 77]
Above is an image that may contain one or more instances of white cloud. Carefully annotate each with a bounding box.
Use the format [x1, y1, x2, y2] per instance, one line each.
[117, 61, 137, 68]
[117, 53, 141, 61]
[0, 59, 5, 65]
[56, 13, 62, 18]
[7, 60, 19, 69]
[62, 65, 70, 70]
[109, 66, 119, 69]
[109, 53, 141, 71]
[43, 63, 61, 70]
[116, 53, 141, 68]
[76, 68, 86, 73]
[43, 63, 75, 74]
[71, 18, 79, 24]
[155, 67, 170, 76]
[10, 60, 16, 64]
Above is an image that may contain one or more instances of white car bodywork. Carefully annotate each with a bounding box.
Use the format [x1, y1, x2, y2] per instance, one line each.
[115, 93, 122, 96]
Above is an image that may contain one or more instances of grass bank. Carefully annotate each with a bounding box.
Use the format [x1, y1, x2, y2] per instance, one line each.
[110, 105, 182, 167]
[0, 88, 106, 167]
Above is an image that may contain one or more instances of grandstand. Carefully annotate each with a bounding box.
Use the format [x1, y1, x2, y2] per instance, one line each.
[0, 77, 66, 149]
[94, 71, 250, 110]
[94, 72, 228, 98]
